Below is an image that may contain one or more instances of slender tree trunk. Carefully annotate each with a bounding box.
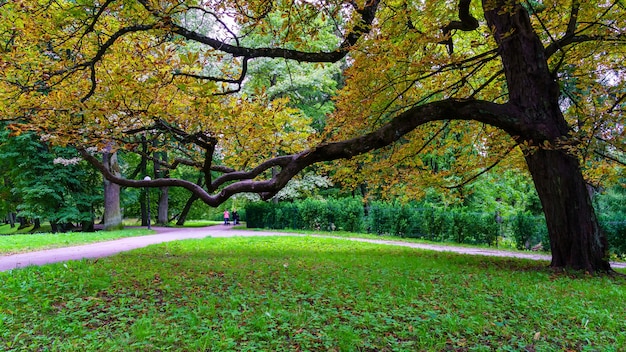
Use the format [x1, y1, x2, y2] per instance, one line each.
[8, 212, 15, 228]
[176, 193, 199, 226]
[156, 168, 169, 225]
[17, 216, 27, 229]
[140, 138, 149, 227]
[176, 174, 204, 226]
[152, 143, 169, 225]
[103, 151, 124, 231]
[158, 186, 169, 225]
[484, 0, 610, 272]
[141, 188, 148, 226]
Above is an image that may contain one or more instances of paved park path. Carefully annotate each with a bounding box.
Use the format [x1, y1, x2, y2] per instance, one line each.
[1, 225, 624, 272]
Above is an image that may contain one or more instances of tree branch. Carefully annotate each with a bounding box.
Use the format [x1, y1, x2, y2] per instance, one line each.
[441, 0, 479, 54]
[160, 0, 380, 63]
[444, 143, 517, 189]
[545, 34, 626, 58]
[80, 99, 523, 206]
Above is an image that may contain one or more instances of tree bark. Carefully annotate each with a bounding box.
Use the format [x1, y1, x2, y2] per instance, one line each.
[158, 186, 169, 225]
[140, 137, 149, 227]
[525, 149, 610, 271]
[484, 0, 610, 272]
[154, 147, 169, 225]
[8, 212, 15, 228]
[103, 151, 124, 231]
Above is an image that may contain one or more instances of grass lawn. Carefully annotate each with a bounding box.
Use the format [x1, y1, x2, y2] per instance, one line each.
[0, 226, 154, 255]
[122, 219, 223, 228]
[0, 223, 53, 236]
[1, 236, 624, 351]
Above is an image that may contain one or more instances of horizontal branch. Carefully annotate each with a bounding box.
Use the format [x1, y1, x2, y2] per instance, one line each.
[79, 98, 522, 206]
[545, 34, 626, 58]
[165, 1, 380, 63]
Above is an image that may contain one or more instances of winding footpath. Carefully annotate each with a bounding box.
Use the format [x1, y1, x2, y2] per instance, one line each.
[1, 225, 624, 272]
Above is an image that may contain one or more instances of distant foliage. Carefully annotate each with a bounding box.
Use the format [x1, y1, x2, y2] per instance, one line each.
[510, 211, 549, 250]
[599, 215, 626, 258]
[245, 198, 364, 232]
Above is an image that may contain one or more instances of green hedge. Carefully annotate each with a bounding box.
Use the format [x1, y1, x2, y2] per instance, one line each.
[245, 199, 626, 255]
[246, 199, 551, 248]
[245, 198, 364, 232]
[599, 214, 626, 258]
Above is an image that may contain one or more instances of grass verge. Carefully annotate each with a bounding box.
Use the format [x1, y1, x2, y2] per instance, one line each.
[243, 226, 545, 252]
[0, 228, 154, 255]
[1, 236, 624, 351]
[0, 223, 53, 235]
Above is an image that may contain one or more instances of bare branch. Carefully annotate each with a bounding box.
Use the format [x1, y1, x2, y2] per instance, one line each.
[566, 0, 581, 36]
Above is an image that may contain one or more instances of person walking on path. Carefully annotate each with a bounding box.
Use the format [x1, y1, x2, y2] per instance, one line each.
[232, 210, 240, 225]
[223, 210, 230, 225]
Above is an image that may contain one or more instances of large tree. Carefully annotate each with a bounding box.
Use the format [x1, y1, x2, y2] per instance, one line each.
[1, 0, 624, 272]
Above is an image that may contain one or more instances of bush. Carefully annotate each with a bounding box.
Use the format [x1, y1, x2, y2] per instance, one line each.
[245, 199, 555, 249]
[600, 215, 626, 257]
[511, 211, 549, 250]
[244, 198, 365, 231]
[329, 198, 364, 232]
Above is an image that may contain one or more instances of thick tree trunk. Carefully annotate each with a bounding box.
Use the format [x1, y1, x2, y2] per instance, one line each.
[483, 0, 611, 272]
[525, 148, 610, 272]
[157, 187, 169, 225]
[153, 146, 169, 225]
[103, 151, 124, 231]
[140, 137, 149, 227]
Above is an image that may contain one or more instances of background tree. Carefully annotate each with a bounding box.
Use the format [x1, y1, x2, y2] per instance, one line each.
[102, 150, 123, 231]
[0, 127, 102, 232]
[1, 0, 624, 272]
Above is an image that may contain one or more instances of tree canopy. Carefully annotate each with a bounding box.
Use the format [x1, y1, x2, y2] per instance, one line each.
[1, 0, 625, 271]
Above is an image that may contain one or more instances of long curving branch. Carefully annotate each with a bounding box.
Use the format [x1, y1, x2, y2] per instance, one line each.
[146, 0, 381, 63]
[49, 0, 380, 102]
[80, 98, 523, 206]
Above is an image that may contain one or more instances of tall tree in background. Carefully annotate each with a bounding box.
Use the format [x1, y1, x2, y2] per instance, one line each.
[102, 150, 123, 231]
[1, 1, 624, 272]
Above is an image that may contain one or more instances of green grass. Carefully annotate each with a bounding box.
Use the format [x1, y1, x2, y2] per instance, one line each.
[0, 228, 154, 255]
[0, 223, 53, 235]
[172, 220, 223, 228]
[247, 226, 544, 252]
[122, 219, 222, 227]
[1, 236, 624, 351]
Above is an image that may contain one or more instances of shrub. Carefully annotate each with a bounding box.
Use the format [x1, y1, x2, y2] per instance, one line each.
[600, 215, 626, 257]
[511, 211, 549, 250]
